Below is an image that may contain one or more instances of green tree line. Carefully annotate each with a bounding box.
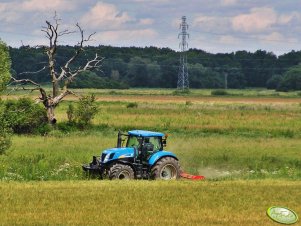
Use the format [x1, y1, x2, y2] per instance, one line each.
[9, 45, 301, 90]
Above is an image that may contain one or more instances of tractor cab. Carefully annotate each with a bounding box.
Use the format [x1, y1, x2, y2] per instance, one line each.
[118, 130, 167, 161]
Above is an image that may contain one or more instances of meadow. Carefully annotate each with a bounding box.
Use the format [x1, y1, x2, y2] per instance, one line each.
[0, 88, 300, 225]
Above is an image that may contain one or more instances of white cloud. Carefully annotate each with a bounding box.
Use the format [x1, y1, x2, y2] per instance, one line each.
[232, 7, 277, 33]
[278, 12, 301, 25]
[0, 0, 77, 23]
[21, 0, 76, 12]
[221, 0, 238, 6]
[192, 15, 230, 32]
[219, 35, 241, 45]
[96, 29, 157, 42]
[80, 2, 132, 30]
[0, 2, 20, 22]
[139, 18, 154, 25]
[259, 32, 297, 44]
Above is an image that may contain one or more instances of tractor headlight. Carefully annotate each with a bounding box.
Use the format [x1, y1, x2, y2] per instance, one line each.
[103, 154, 110, 163]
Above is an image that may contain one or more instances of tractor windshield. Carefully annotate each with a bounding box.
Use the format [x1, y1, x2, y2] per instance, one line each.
[126, 136, 162, 151]
[126, 136, 142, 148]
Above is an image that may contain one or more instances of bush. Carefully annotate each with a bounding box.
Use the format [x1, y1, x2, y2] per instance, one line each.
[2, 98, 49, 134]
[74, 94, 98, 128]
[57, 121, 78, 133]
[126, 102, 138, 108]
[0, 129, 11, 154]
[172, 89, 191, 95]
[66, 103, 75, 123]
[0, 109, 11, 154]
[211, 89, 228, 96]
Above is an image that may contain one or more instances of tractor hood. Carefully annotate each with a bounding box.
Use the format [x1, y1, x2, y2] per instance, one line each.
[101, 147, 135, 163]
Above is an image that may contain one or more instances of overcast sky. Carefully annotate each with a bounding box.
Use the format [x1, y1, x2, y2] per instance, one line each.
[0, 0, 301, 55]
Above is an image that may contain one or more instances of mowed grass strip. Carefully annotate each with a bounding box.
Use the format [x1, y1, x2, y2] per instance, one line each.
[0, 180, 300, 226]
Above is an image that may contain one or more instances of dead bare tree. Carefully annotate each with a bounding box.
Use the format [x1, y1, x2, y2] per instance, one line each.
[10, 14, 103, 124]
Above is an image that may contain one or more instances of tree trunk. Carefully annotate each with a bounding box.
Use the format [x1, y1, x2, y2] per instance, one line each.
[52, 80, 59, 97]
[46, 105, 57, 124]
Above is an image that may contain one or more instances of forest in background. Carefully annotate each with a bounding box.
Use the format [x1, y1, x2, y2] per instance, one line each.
[9, 45, 301, 90]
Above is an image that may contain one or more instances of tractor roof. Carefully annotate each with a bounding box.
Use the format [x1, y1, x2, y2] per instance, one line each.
[128, 130, 165, 137]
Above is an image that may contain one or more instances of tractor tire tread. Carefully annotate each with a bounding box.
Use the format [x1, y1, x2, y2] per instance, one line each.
[151, 157, 181, 180]
[109, 163, 135, 180]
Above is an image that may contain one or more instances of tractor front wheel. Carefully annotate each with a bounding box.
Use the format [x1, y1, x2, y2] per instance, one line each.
[151, 157, 181, 180]
[109, 163, 135, 180]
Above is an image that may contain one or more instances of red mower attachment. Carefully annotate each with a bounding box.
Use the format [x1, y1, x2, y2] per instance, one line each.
[180, 172, 205, 180]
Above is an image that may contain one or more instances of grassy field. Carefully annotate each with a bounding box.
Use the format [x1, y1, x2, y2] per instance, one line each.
[0, 88, 300, 225]
[1, 180, 300, 226]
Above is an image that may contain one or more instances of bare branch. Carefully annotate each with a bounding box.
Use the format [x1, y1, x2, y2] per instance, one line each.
[7, 76, 42, 95]
[18, 66, 47, 76]
[10, 76, 41, 87]
[58, 29, 76, 36]
[57, 23, 99, 82]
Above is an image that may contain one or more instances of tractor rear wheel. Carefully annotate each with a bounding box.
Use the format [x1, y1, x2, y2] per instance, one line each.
[151, 157, 181, 180]
[109, 163, 135, 180]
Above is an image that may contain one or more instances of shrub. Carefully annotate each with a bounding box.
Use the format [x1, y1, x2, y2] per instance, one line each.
[211, 89, 228, 96]
[126, 102, 138, 108]
[66, 103, 75, 123]
[0, 108, 11, 154]
[0, 129, 11, 154]
[74, 94, 98, 128]
[172, 89, 191, 95]
[2, 98, 49, 134]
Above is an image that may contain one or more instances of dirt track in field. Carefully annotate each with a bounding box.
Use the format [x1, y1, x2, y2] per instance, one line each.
[93, 95, 301, 104]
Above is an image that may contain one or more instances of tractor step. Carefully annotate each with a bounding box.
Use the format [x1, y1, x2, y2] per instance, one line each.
[180, 172, 205, 180]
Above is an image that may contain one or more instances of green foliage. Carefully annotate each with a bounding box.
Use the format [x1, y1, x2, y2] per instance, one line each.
[172, 89, 191, 95]
[211, 89, 229, 96]
[0, 112, 11, 155]
[66, 103, 75, 123]
[266, 74, 283, 89]
[11, 45, 301, 90]
[126, 102, 138, 108]
[69, 71, 129, 89]
[278, 65, 301, 91]
[0, 40, 11, 92]
[0, 40, 12, 154]
[2, 98, 49, 134]
[74, 94, 98, 128]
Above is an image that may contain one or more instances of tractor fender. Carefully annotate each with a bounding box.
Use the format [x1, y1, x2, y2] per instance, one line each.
[148, 151, 178, 166]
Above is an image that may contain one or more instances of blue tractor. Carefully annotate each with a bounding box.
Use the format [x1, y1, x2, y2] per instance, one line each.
[82, 130, 181, 180]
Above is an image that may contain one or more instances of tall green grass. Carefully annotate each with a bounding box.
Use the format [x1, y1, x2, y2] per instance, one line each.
[0, 133, 300, 181]
[55, 100, 301, 138]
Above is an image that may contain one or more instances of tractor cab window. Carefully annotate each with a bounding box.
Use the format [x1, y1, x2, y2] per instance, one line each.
[126, 136, 142, 149]
[148, 137, 162, 151]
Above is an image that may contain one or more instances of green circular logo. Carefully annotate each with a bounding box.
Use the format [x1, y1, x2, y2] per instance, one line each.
[267, 206, 298, 225]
